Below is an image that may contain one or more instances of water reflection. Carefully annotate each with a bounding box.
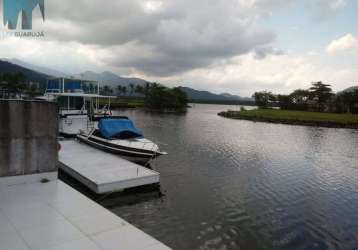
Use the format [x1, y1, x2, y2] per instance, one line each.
[100, 104, 358, 250]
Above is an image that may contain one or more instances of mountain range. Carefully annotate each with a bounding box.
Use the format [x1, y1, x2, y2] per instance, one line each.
[0, 60, 49, 88]
[0, 58, 253, 102]
[74, 71, 148, 87]
[1, 58, 67, 77]
[178, 87, 252, 102]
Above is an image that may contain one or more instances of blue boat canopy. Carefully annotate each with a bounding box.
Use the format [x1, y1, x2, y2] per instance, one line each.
[98, 119, 143, 139]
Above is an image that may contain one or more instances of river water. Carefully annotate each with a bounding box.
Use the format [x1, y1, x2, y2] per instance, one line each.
[100, 104, 358, 250]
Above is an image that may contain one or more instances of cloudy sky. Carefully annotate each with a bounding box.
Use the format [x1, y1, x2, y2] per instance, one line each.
[0, 0, 357, 96]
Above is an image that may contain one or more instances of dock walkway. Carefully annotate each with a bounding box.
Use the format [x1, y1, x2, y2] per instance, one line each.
[59, 140, 160, 194]
[0, 176, 170, 250]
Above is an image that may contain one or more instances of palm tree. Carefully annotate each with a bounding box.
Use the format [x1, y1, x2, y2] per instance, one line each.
[122, 86, 127, 96]
[88, 83, 95, 93]
[129, 83, 135, 96]
[117, 85, 123, 96]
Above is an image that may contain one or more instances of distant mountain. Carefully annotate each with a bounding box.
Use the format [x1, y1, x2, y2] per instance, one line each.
[1, 58, 254, 101]
[1, 58, 67, 77]
[75, 71, 148, 87]
[219, 92, 252, 101]
[179, 86, 253, 103]
[342, 86, 358, 93]
[0, 60, 49, 88]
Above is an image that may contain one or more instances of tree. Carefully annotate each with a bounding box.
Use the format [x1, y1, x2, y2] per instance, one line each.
[309, 82, 334, 111]
[336, 90, 358, 114]
[135, 85, 144, 96]
[102, 85, 112, 95]
[277, 95, 290, 110]
[290, 89, 310, 104]
[288, 89, 310, 110]
[26, 82, 39, 98]
[117, 85, 123, 96]
[2, 72, 26, 98]
[129, 83, 135, 96]
[122, 86, 127, 96]
[116, 85, 129, 96]
[253, 91, 276, 108]
[144, 82, 151, 98]
[172, 87, 188, 109]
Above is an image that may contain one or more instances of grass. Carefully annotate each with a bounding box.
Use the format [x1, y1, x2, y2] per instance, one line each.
[218, 109, 358, 128]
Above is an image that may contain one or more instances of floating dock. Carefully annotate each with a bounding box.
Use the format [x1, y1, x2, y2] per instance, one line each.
[59, 140, 160, 194]
[0, 175, 170, 250]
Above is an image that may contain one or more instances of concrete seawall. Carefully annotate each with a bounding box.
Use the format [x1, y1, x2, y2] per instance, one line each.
[0, 100, 58, 177]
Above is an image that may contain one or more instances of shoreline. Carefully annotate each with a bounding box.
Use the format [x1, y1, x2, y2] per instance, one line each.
[218, 110, 358, 129]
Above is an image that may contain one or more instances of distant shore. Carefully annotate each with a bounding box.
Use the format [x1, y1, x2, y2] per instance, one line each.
[218, 109, 358, 129]
[99, 97, 144, 109]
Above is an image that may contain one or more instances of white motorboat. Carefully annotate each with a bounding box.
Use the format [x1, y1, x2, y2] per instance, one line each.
[77, 118, 167, 164]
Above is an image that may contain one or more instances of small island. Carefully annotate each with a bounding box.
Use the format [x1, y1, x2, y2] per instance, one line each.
[219, 82, 358, 129]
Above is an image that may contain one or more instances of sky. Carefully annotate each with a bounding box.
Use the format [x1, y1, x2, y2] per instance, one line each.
[0, 0, 357, 97]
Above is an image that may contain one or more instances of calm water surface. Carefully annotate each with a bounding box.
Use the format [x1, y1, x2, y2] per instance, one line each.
[101, 104, 358, 250]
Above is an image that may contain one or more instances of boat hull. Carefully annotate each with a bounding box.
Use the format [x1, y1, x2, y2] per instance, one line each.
[77, 134, 163, 164]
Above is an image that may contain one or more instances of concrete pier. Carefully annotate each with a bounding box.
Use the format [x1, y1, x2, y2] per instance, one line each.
[0, 100, 58, 177]
[59, 140, 160, 194]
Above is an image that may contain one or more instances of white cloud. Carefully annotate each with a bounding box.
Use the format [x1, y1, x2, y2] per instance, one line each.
[158, 53, 358, 96]
[326, 34, 358, 54]
[0, 37, 109, 74]
[326, 0, 348, 10]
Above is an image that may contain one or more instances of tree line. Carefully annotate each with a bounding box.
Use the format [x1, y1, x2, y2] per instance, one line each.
[253, 82, 358, 114]
[0, 72, 40, 98]
[83, 82, 189, 111]
[99, 83, 146, 97]
[1, 72, 188, 111]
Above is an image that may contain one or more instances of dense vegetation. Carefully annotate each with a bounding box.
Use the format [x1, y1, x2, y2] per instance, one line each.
[220, 82, 358, 128]
[100, 82, 188, 111]
[253, 82, 358, 114]
[0, 72, 41, 98]
[219, 109, 358, 128]
[0, 60, 48, 89]
[144, 83, 188, 111]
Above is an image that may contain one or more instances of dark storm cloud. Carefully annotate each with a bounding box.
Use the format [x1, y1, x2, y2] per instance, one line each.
[40, 0, 287, 76]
